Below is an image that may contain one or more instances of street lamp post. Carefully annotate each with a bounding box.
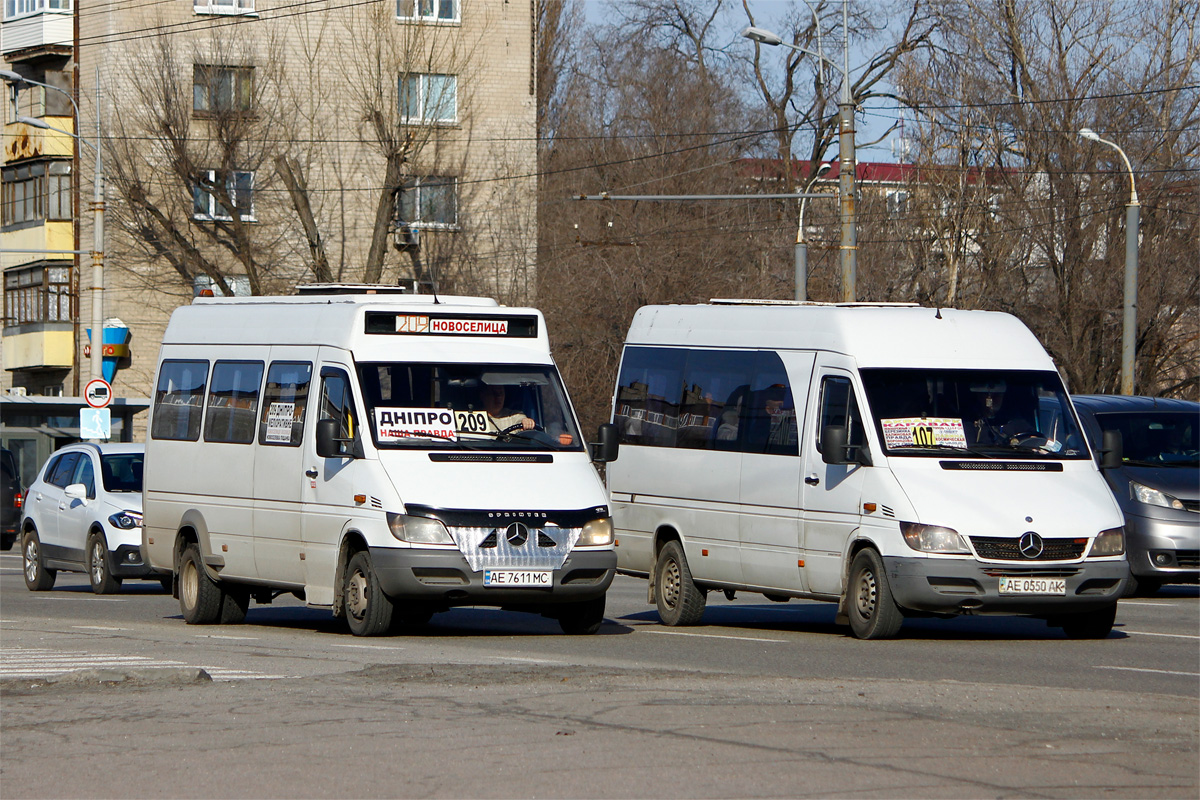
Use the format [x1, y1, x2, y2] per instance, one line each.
[2, 70, 105, 394]
[796, 162, 833, 301]
[1080, 127, 1139, 395]
[743, 5, 857, 302]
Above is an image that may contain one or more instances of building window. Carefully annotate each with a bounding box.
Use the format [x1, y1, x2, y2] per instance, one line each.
[396, 0, 456, 22]
[193, 170, 255, 221]
[3, 264, 74, 327]
[193, 0, 253, 15]
[193, 65, 254, 116]
[400, 73, 457, 124]
[3, 0, 71, 21]
[1, 162, 70, 227]
[886, 189, 910, 218]
[398, 176, 458, 228]
[193, 275, 251, 297]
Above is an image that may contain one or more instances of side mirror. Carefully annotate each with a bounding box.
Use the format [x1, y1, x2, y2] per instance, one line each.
[64, 483, 88, 503]
[591, 423, 620, 463]
[316, 419, 360, 459]
[821, 425, 850, 465]
[1100, 429, 1123, 470]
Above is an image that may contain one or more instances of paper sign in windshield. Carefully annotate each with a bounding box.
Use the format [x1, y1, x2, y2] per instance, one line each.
[265, 402, 296, 443]
[375, 408, 457, 442]
[882, 417, 968, 449]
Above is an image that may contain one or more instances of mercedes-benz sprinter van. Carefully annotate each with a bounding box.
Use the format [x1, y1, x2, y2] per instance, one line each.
[608, 301, 1128, 639]
[143, 286, 617, 636]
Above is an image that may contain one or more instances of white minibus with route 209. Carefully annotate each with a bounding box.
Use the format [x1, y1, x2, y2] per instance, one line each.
[143, 286, 620, 636]
[608, 301, 1128, 639]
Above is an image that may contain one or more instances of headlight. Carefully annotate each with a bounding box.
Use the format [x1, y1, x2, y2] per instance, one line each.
[900, 521, 969, 554]
[1092, 527, 1125, 556]
[1130, 480, 1186, 510]
[108, 510, 143, 530]
[387, 513, 454, 545]
[577, 517, 614, 547]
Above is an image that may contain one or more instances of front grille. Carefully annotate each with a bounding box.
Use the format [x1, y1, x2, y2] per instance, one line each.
[446, 524, 582, 572]
[981, 568, 1081, 578]
[1177, 550, 1200, 569]
[970, 536, 1086, 561]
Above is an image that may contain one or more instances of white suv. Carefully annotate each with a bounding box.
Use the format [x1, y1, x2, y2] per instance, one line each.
[21, 443, 157, 594]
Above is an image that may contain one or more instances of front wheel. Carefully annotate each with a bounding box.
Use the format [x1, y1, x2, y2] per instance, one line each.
[87, 532, 122, 595]
[654, 540, 706, 626]
[558, 596, 606, 635]
[1060, 604, 1117, 639]
[179, 544, 223, 624]
[344, 551, 394, 636]
[846, 549, 905, 640]
[22, 529, 56, 591]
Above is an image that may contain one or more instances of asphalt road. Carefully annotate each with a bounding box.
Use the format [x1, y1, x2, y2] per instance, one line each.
[1, 552, 1197, 798]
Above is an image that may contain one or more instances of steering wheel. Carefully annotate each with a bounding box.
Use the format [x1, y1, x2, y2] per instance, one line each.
[1007, 431, 1050, 449]
[499, 422, 544, 436]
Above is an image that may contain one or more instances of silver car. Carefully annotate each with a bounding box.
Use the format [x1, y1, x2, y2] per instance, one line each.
[20, 442, 159, 594]
[1072, 395, 1199, 595]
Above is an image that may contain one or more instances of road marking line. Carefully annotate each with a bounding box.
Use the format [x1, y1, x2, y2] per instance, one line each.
[1123, 630, 1199, 640]
[638, 629, 786, 644]
[31, 596, 127, 602]
[488, 656, 566, 664]
[194, 635, 259, 640]
[0, 646, 280, 682]
[1121, 601, 1176, 607]
[330, 643, 405, 651]
[1096, 665, 1199, 677]
[73, 625, 127, 631]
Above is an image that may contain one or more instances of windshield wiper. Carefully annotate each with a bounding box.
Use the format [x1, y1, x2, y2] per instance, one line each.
[890, 444, 994, 458]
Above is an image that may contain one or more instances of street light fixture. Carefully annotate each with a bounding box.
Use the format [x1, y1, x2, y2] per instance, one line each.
[1079, 127, 1140, 395]
[2, 69, 107, 402]
[742, 3, 857, 302]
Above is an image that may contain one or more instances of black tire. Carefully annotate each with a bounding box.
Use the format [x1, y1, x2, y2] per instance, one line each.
[87, 532, 123, 595]
[1125, 575, 1162, 598]
[846, 549, 905, 640]
[344, 551, 394, 636]
[179, 544, 223, 624]
[22, 529, 56, 591]
[389, 602, 435, 632]
[558, 595, 606, 635]
[654, 540, 706, 626]
[158, 575, 173, 593]
[1061, 603, 1117, 639]
[219, 586, 250, 625]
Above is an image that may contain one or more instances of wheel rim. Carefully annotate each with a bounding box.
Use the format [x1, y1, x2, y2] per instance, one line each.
[854, 567, 878, 619]
[24, 537, 38, 583]
[181, 558, 198, 610]
[346, 569, 369, 621]
[662, 557, 681, 609]
[90, 541, 105, 585]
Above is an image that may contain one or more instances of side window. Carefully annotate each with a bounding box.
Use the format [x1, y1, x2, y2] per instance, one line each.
[73, 456, 96, 499]
[676, 349, 754, 451]
[152, 360, 209, 441]
[204, 361, 265, 444]
[260, 361, 312, 447]
[613, 347, 685, 448]
[817, 376, 866, 454]
[741, 352, 799, 456]
[46, 453, 79, 488]
[319, 368, 359, 453]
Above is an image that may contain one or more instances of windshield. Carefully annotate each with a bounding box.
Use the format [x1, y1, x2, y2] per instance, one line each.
[100, 453, 144, 492]
[860, 369, 1089, 459]
[1094, 411, 1199, 467]
[357, 363, 583, 451]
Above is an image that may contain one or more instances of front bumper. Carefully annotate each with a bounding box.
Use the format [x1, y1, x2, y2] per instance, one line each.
[1123, 512, 1200, 581]
[370, 546, 616, 607]
[884, 556, 1128, 616]
[110, 544, 157, 579]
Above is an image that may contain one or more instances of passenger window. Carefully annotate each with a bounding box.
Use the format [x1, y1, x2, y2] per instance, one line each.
[151, 360, 209, 441]
[204, 361, 265, 444]
[678, 349, 754, 451]
[73, 456, 96, 499]
[260, 361, 312, 447]
[742, 352, 798, 456]
[817, 376, 866, 454]
[614, 347, 685, 448]
[46, 453, 80, 488]
[319, 369, 358, 453]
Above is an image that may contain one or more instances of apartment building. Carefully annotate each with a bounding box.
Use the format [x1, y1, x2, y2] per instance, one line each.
[2, 0, 538, 478]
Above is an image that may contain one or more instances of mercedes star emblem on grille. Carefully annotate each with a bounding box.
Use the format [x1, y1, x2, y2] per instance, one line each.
[1018, 532, 1044, 559]
[505, 522, 529, 546]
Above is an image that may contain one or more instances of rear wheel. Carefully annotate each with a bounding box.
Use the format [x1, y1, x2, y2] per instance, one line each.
[558, 596, 606, 635]
[655, 540, 706, 626]
[87, 532, 122, 595]
[219, 586, 250, 624]
[344, 551, 394, 636]
[179, 544, 222, 624]
[846, 549, 904, 640]
[22, 529, 55, 591]
[1061, 603, 1117, 639]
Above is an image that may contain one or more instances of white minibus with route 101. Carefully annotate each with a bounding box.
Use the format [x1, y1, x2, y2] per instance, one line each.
[143, 286, 619, 636]
[608, 301, 1128, 639]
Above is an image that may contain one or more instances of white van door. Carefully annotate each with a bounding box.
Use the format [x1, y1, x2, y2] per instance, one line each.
[251, 353, 314, 587]
[738, 351, 814, 593]
[801, 367, 869, 596]
[300, 357, 363, 606]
